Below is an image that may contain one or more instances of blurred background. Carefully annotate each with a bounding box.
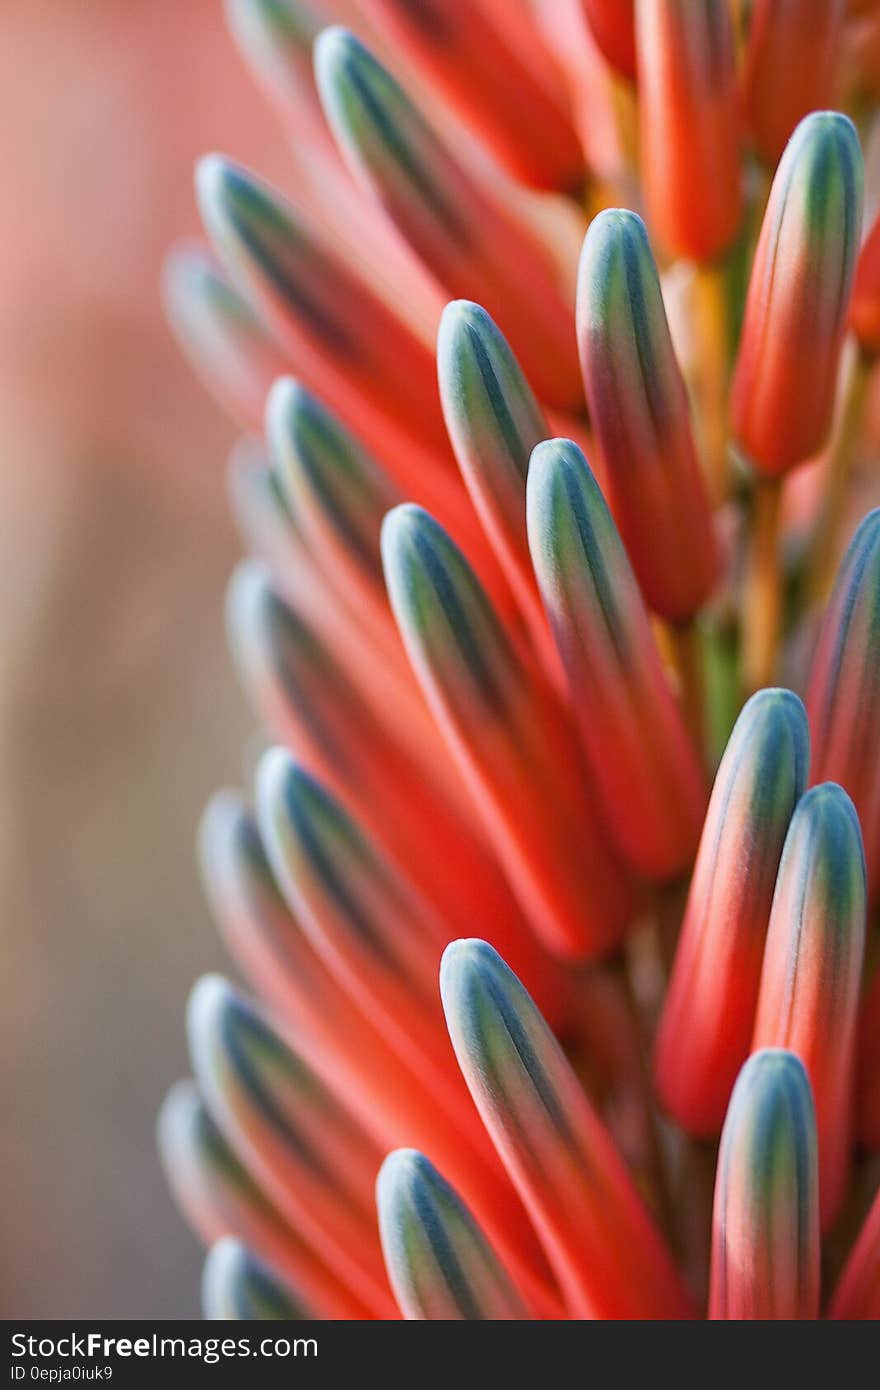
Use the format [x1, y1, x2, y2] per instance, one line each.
[0, 2, 294, 1316]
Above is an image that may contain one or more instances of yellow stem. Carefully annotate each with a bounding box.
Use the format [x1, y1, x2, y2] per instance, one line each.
[692, 260, 731, 505]
[666, 618, 707, 768]
[743, 478, 783, 695]
[804, 350, 871, 610]
[610, 73, 639, 173]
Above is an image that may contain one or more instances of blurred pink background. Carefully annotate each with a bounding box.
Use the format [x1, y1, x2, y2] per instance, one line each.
[0, 2, 292, 1316]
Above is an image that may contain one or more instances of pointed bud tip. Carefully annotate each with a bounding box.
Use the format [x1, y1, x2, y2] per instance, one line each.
[196, 156, 287, 258]
[528, 435, 591, 481]
[195, 152, 238, 217]
[376, 1147, 432, 1206]
[266, 374, 378, 493]
[226, 558, 277, 646]
[736, 686, 811, 768]
[799, 778, 862, 831]
[380, 501, 433, 572]
[437, 298, 494, 349]
[264, 372, 303, 432]
[794, 108, 858, 144]
[315, 25, 402, 126]
[198, 787, 249, 862]
[313, 23, 359, 77]
[526, 437, 609, 577]
[156, 1078, 202, 1167]
[737, 1046, 812, 1093]
[376, 1142, 528, 1320]
[582, 206, 648, 262]
[439, 937, 509, 1016]
[202, 1235, 304, 1321]
[785, 109, 863, 220]
[254, 743, 301, 820]
[161, 242, 214, 309]
[186, 974, 239, 1059]
[265, 375, 340, 480]
[314, 26, 382, 130]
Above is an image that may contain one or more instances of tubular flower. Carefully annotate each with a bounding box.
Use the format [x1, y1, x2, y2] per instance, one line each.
[314, 28, 582, 410]
[655, 690, 811, 1137]
[576, 208, 719, 622]
[160, 0, 880, 1322]
[437, 299, 555, 665]
[158, 1081, 372, 1318]
[265, 374, 406, 659]
[709, 1050, 820, 1321]
[440, 940, 692, 1320]
[195, 155, 446, 463]
[730, 111, 864, 477]
[576, 0, 636, 83]
[194, 153, 501, 588]
[376, 1149, 529, 1321]
[186, 974, 397, 1317]
[807, 508, 880, 908]
[752, 784, 867, 1230]
[381, 502, 633, 961]
[356, 0, 584, 193]
[849, 212, 880, 357]
[742, 0, 847, 168]
[164, 245, 292, 433]
[635, 0, 742, 264]
[224, 0, 328, 148]
[526, 436, 706, 879]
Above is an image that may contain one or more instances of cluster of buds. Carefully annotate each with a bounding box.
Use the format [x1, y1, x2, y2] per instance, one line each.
[160, 0, 880, 1320]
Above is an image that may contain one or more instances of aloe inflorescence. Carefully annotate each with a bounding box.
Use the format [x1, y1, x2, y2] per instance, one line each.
[159, 0, 880, 1320]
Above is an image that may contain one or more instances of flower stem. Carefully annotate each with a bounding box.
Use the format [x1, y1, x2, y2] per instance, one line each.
[743, 478, 783, 694]
[610, 73, 639, 178]
[666, 618, 707, 768]
[692, 259, 731, 504]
